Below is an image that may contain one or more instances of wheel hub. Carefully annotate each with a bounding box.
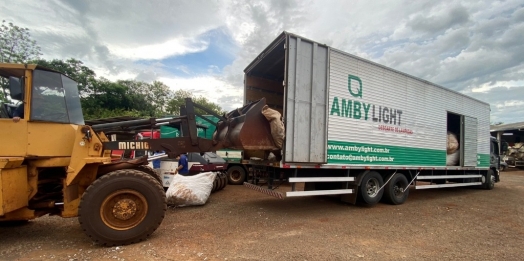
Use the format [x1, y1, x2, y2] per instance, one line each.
[366, 178, 379, 196]
[112, 199, 137, 221]
[231, 171, 241, 181]
[393, 185, 404, 197]
[100, 189, 148, 231]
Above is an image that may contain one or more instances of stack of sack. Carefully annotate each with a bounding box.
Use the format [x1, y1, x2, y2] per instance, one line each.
[446, 131, 460, 166]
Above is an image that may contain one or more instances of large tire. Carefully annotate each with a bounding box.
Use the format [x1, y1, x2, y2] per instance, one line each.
[482, 169, 495, 190]
[131, 165, 162, 185]
[227, 166, 246, 185]
[383, 173, 410, 205]
[79, 169, 167, 246]
[358, 171, 384, 206]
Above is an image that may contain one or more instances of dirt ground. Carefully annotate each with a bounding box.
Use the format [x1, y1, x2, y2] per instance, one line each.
[1, 169, 524, 261]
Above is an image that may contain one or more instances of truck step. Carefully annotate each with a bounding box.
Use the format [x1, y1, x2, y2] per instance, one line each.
[243, 182, 284, 199]
[288, 177, 355, 182]
[286, 189, 354, 197]
[415, 182, 482, 189]
[417, 175, 482, 180]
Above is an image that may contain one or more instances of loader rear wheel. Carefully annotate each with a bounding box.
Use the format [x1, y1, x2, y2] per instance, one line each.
[79, 169, 166, 246]
[383, 173, 409, 205]
[358, 171, 384, 206]
[227, 166, 246, 185]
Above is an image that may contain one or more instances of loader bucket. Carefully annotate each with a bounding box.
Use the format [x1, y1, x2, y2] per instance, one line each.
[213, 98, 280, 151]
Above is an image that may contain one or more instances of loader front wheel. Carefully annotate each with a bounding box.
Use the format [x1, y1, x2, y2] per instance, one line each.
[79, 169, 166, 246]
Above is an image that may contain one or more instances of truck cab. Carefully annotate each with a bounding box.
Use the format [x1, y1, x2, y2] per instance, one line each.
[490, 136, 501, 182]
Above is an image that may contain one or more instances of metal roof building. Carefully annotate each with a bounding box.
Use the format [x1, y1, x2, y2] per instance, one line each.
[490, 122, 524, 153]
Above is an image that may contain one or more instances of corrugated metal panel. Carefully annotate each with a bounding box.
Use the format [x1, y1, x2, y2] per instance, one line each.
[463, 116, 478, 166]
[284, 35, 329, 163]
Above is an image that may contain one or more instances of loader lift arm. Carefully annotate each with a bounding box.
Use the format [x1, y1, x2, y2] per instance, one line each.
[97, 97, 278, 158]
[96, 98, 227, 157]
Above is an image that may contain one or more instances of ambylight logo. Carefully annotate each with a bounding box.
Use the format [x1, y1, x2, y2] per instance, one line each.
[330, 75, 404, 127]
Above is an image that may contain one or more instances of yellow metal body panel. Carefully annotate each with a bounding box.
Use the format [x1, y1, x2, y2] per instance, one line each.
[0, 120, 28, 156]
[0, 157, 24, 168]
[0, 207, 36, 220]
[27, 122, 77, 157]
[0, 166, 28, 215]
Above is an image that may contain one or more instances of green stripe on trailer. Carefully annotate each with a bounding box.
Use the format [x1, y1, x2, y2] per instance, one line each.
[327, 140, 446, 166]
[477, 154, 490, 167]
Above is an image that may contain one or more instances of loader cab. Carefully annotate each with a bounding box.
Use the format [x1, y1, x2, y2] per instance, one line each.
[1, 63, 84, 124]
[0, 63, 85, 157]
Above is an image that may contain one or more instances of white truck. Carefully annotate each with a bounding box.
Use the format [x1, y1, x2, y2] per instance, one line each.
[220, 31, 500, 205]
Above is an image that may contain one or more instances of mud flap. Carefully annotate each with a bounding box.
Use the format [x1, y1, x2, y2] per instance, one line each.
[340, 185, 359, 204]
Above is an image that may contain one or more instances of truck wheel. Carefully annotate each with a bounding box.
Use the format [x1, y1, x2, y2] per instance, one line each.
[482, 170, 495, 190]
[358, 171, 384, 206]
[383, 173, 409, 205]
[227, 166, 246, 185]
[132, 165, 162, 185]
[79, 169, 167, 246]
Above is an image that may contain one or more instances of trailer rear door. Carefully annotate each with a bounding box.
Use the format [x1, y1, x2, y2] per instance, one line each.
[463, 116, 478, 167]
[284, 34, 329, 163]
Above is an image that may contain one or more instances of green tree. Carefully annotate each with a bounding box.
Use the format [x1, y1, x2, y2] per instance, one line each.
[166, 89, 224, 116]
[0, 20, 42, 102]
[0, 20, 42, 63]
[117, 80, 172, 117]
[31, 58, 96, 94]
[82, 78, 153, 119]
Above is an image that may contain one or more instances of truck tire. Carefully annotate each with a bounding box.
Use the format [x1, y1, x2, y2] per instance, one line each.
[482, 170, 495, 190]
[358, 171, 384, 206]
[383, 173, 409, 205]
[227, 166, 246, 185]
[79, 169, 167, 246]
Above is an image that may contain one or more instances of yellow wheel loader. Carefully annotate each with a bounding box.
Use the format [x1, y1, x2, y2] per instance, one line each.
[0, 62, 274, 246]
[0, 63, 168, 246]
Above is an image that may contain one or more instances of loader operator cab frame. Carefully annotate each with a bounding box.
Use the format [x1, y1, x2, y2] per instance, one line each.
[0, 65, 84, 125]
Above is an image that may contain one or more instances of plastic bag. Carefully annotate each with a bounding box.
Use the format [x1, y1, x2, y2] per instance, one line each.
[261, 105, 285, 149]
[166, 172, 217, 207]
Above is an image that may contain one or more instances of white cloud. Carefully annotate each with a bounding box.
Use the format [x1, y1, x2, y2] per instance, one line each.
[471, 80, 524, 93]
[106, 37, 209, 61]
[158, 75, 244, 110]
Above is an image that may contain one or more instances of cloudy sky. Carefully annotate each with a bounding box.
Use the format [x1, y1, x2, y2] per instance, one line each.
[1, 0, 523, 124]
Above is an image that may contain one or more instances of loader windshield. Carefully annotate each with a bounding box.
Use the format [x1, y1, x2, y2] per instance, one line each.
[31, 69, 84, 125]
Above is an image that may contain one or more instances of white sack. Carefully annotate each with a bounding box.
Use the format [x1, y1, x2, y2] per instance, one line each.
[446, 150, 460, 166]
[166, 171, 217, 207]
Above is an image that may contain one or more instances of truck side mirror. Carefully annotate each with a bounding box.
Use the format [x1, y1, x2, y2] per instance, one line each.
[8, 76, 24, 100]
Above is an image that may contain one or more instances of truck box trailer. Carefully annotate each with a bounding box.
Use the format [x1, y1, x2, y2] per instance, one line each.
[232, 31, 500, 205]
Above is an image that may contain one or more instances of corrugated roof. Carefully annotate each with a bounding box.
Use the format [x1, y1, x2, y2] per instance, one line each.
[490, 121, 524, 132]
